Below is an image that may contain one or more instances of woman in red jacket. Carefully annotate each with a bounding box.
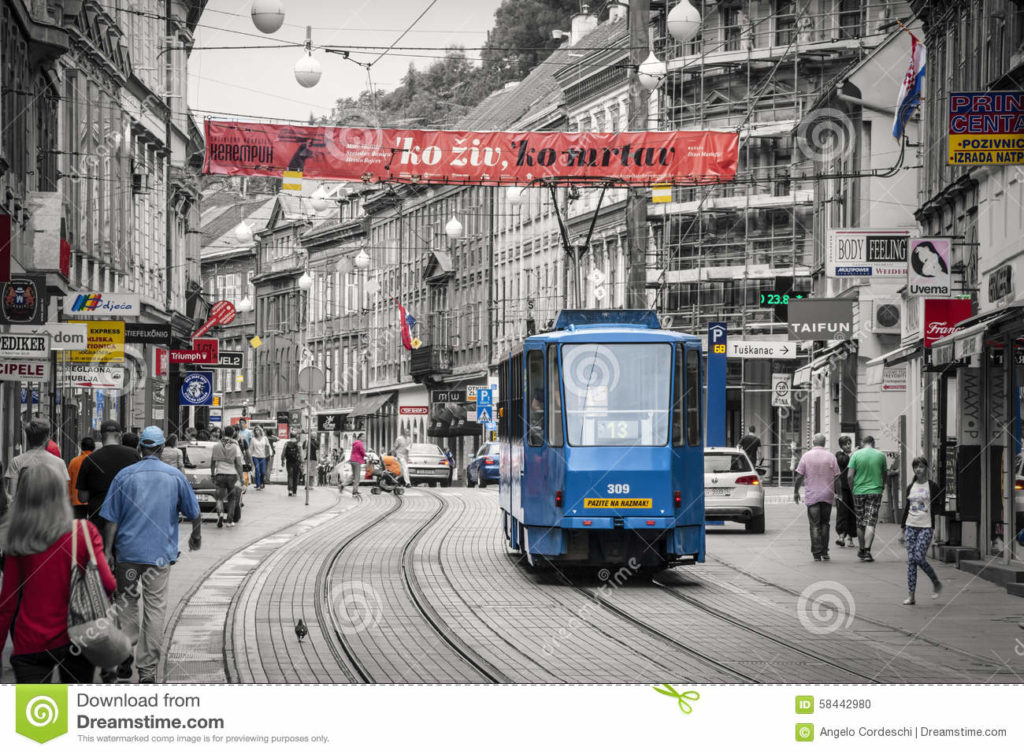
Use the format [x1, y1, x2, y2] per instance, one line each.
[0, 465, 116, 683]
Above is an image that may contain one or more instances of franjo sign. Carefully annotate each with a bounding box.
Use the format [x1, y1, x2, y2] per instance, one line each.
[787, 299, 854, 340]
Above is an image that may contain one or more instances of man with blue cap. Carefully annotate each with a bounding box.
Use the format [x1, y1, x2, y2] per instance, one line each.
[100, 426, 201, 683]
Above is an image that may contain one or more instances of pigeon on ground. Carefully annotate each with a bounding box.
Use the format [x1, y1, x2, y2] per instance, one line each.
[295, 618, 308, 641]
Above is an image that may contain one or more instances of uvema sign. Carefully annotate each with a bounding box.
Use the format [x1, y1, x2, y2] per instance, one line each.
[787, 300, 854, 340]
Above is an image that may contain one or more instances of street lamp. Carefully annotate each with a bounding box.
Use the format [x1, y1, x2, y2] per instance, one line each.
[506, 186, 526, 206]
[310, 185, 332, 212]
[250, 0, 284, 34]
[238, 295, 253, 313]
[294, 26, 322, 88]
[234, 222, 254, 244]
[354, 248, 370, 269]
[667, 1, 702, 44]
[297, 270, 313, 290]
[445, 216, 464, 240]
[638, 52, 668, 90]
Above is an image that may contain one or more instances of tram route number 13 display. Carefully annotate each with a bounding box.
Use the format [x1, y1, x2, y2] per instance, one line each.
[596, 419, 638, 441]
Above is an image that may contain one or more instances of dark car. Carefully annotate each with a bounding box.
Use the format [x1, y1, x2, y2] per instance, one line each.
[180, 440, 219, 514]
[466, 442, 499, 488]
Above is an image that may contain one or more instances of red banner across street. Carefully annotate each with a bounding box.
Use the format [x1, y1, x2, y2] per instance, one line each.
[202, 121, 739, 186]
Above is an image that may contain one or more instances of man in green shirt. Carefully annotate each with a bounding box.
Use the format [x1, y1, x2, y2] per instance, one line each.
[846, 435, 888, 562]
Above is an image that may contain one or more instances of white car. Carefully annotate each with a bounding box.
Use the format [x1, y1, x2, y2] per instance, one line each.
[703, 447, 765, 533]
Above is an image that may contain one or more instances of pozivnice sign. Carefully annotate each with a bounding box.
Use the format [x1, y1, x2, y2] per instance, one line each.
[948, 91, 1024, 165]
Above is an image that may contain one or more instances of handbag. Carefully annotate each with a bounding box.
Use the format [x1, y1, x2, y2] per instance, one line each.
[67, 520, 132, 667]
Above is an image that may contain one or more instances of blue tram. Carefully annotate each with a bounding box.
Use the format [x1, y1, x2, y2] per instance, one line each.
[497, 310, 705, 569]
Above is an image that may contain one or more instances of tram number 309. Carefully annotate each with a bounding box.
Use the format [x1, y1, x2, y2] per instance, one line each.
[607, 483, 630, 494]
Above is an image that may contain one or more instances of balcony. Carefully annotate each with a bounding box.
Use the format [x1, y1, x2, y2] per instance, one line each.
[410, 344, 453, 381]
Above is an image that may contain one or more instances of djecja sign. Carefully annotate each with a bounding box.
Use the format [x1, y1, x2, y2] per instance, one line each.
[203, 121, 739, 187]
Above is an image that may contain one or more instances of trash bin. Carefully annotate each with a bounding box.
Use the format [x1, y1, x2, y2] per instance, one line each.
[880, 470, 900, 524]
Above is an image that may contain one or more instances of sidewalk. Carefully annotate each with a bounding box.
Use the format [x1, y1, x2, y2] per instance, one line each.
[705, 487, 1024, 676]
[0, 482, 341, 682]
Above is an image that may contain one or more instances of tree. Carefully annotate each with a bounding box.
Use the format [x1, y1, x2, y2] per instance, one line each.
[322, 0, 585, 128]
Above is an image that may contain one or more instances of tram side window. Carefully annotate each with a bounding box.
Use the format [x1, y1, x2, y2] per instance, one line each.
[672, 347, 684, 446]
[686, 349, 701, 446]
[526, 350, 544, 446]
[547, 344, 563, 447]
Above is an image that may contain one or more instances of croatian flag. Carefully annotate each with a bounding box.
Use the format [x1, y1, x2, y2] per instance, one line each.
[394, 299, 413, 351]
[893, 35, 925, 139]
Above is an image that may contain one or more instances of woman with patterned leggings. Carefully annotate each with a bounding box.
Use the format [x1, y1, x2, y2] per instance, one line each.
[900, 457, 944, 605]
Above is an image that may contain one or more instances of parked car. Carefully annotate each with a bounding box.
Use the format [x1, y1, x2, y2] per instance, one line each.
[406, 442, 451, 487]
[180, 441, 219, 514]
[466, 442, 500, 488]
[703, 447, 765, 533]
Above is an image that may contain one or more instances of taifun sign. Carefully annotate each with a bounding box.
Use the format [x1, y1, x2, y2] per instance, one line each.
[787, 300, 854, 340]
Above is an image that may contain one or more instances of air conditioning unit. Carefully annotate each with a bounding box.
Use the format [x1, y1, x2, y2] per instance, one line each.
[870, 300, 902, 334]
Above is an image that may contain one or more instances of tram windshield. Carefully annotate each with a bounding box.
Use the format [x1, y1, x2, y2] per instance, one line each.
[561, 343, 671, 446]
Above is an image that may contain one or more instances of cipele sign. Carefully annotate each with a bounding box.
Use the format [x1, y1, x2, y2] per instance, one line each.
[924, 298, 972, 348]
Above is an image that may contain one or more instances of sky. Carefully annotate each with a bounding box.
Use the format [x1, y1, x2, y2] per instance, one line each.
[188, 0, 506, 123]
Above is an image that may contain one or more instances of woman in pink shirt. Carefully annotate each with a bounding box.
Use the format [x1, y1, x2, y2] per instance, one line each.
[347, 433, 366, 497]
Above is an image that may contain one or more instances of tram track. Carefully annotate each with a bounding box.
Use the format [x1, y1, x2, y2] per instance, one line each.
[650, 577, 879, 683]
[320, 491, 508, 683]
[424, 490, 757, 682]
[555, 575, 760, 683]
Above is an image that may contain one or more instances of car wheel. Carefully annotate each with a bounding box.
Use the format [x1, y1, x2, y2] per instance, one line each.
[428, 481, 438, 488]
[440, 480, 451, 488]
[746, 514, 766, 534]
[467, 468, 477, 488]
[479, 477, 488, 488]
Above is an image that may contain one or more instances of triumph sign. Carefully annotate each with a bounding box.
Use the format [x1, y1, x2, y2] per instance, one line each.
[787, 300, 854, 340]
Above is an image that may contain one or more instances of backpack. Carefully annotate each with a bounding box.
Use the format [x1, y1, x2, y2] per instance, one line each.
[284, 440, 301, 464]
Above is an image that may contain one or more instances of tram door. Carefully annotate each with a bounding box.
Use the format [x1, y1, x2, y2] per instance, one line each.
[523, 348, 547, 524]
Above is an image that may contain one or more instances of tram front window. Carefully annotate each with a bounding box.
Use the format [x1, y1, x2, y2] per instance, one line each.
[562, 343, 671, 446]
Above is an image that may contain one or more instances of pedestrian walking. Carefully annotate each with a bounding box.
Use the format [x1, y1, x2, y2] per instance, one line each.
[0, 465, 116, 683]
[211, 426, 245, 528]
[900, 457, 944, 605]
[794, 434, 841, 561]
[391, 431, 411, 487]
[100, 426, 200, 684]
[847, 435, 888, 562]
[249, 426, 272, 490]
[45, 438, 61, 459]
[283, 434, 302, 496]
[833, 436, 857, 548]
[121, 431, 140, 450]
[443, 446, 455, 486]
[301, 430, 319, 489]
[2, 418, 71, 543]
[67, 436, 96, 508]
[160, 434, 185, 472]
[76, 420, 140, 524]
[738, 426, 762, 466]
[348, 434, 366, 497]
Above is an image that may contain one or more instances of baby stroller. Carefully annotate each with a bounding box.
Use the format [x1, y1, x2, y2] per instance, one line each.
[369, 453, 406, 496]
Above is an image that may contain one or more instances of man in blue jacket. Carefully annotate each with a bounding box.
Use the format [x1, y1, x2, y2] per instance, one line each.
[101, 426, 200, 683]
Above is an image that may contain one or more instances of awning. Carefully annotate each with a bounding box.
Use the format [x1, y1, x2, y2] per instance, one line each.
[866, 342, 921, 368]
[931, 300, 1024, 366]
[793, 341, 856, 386]
[349, 392, 394, 417]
